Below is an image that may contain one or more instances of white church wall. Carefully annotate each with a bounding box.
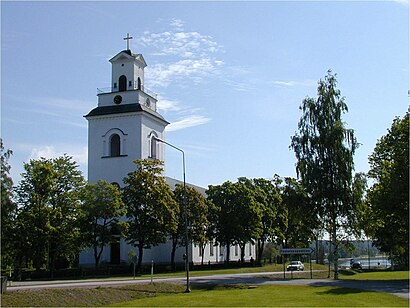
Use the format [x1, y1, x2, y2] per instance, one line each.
[141, 116, 166, 161]
[97, 91, 140, 107]
[88, 114, 143, 185]
[111, 59, 134, 89]
[133, 63, 144, 85]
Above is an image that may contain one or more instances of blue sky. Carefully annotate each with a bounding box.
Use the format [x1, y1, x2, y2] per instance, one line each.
[2, 1, 409, 188]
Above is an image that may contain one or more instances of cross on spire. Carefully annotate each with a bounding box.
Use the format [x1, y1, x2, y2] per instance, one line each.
[123, 33, 133, 50]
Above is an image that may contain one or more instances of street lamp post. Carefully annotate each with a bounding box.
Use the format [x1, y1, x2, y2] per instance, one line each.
[153, 137, 191, 293]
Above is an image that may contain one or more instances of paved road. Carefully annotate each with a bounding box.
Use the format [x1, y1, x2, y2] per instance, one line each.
[7, 271, 409, 300]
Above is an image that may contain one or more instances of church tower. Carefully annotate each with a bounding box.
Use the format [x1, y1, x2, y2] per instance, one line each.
[85, 38, 169, 185]
[81, 35, 257, 267]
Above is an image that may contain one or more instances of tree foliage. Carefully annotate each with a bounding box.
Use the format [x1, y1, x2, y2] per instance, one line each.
[351, 172, 370, 237]
[172, 184, 210, 266]
[238, 177, 285, 263]
[122, 159, 177, 273]
[278, 177, 317, 248]
[367, 112, 409, 268]
[79, 180, 125, 267]
[207, 179, 262, 262]
[290, 71, 358, 279]
[1, 139, 16, 268]
[15, 155, 85, 275]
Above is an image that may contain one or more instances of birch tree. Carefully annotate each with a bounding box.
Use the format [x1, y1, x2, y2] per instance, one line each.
[291, 71, 358, 279]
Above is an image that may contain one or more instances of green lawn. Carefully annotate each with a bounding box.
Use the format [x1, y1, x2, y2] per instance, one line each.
[339, 269, 409, 280]
[114, 284, 408, 307]
[141, 263, 328, 279]
[1, 283, 184, 307]
[2, 267, 408, 307]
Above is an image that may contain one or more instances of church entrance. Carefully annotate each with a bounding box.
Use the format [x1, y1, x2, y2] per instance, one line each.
[110, 242, 120, 264]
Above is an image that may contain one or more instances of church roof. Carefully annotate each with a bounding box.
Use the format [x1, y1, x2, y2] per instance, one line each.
[109, 50, 147, 67]
[165, 177, 206, 196]
[84, 103, 169, 124]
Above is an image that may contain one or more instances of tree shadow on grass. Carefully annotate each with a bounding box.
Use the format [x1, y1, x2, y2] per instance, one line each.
[192, 284, 250, 291]
[316, 287, 365, 295]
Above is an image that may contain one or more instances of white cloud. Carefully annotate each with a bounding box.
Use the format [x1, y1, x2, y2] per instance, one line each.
[29, 145, 88, 164]
[166, 115, 211, 132]
[156, 96, 181, 112]
[5, 94, 93, 128]
[157, 94, 211, 131]
[146, 59, 220, 88]
[181, 142, 218, 159]
[139, 18, 224, 89]
[169, 18, 185, 31]
[223, 79, 253, 92]
[140, 29, 221, 59]
[184, 143, 218, 153]
[273, 79, 317, 88]
[392, 0, 409, 6]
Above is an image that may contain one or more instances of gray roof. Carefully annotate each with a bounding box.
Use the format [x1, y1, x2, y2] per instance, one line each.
[166, 176, 207, 197]
[84, 103, 169, 124]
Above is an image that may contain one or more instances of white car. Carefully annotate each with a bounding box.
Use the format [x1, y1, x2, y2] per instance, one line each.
[287, 261, 304, 271]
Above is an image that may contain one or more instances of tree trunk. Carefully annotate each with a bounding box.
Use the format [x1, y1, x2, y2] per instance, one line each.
[226, 243, 230, 262]
[35, 243, 43, 271]
[240, 243, 245, 263]
[48, 240, 54, 279]
[200, 244, 205, 266]
[257, 239, 264, 263]
[49, 244, 55, 279]
[332, 224, 339, 280]
[171, 236, 177, 271]
[94, 243, 104, 268]
[137, 242, 144, 273]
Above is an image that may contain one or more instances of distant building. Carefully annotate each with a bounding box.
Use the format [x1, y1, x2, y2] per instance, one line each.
[80, 39, 255, 266]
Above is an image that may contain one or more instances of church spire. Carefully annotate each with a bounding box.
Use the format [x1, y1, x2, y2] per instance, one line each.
[123, 33, 133, 51]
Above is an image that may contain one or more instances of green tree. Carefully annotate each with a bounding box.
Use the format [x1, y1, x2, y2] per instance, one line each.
[1, 139, 16, 269]
[172, 184, 210, 266]
[279, 177, 317, 248]
[238, 177, 285, 264]
[207, 179, 262, 262]
[79, 180, 125, 267]
[290, 71, 358, 279]
[16, 158, 56, 271]
[122, 159, 177, 273]
[367, 112, 409, 268]
[15, 155, 85, 275]
[48, 156, 85, 274]
[351, 172, 370, 238]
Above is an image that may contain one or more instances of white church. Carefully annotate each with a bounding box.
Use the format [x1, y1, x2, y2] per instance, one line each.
[79, 37, 256, 267]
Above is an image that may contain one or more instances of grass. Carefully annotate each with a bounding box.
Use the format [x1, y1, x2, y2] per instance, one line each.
[2, 266, 408, 307]
[141, 262, 329, 279]
[114, 284, 408, 307]
[1, 283, 185, 307]
[339, 269, 409, 280]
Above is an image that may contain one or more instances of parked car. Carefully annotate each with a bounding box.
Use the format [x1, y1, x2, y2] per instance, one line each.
[287, 261, 304, 271]
[351, 261, 362, 270]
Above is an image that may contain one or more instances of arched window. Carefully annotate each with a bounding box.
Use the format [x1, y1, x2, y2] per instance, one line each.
[119, 75, 127, 92]
[137, 77, 142, 90]
[151, 137, 157, 159]
[110, 134, 121, 157]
